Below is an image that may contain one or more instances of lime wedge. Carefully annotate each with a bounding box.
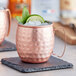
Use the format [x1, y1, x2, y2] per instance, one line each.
[26, 14, 45, 23]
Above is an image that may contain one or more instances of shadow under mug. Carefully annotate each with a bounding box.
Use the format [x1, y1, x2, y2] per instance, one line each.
[16, 22, 66, 63]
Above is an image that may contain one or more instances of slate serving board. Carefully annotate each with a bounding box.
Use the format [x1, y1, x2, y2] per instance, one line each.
[0, 40, 16, 52]
[1, 56, 73, 73]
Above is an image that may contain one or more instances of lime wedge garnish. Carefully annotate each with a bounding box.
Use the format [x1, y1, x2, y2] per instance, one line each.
[16, 7, 29, 24]
[26, 14, 45, 23]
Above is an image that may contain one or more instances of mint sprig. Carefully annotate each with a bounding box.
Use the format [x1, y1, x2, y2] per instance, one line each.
[16, 6, 29, 24]
[16, 6, 45, 24]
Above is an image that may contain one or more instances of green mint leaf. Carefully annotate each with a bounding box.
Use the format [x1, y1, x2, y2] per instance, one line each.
[22, 6, 29, 24]
[15, 16, 22, 23]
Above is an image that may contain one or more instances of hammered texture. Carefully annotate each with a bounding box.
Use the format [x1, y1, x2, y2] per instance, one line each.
[16, 24, 54, 63]
[0, 11, 9, 44]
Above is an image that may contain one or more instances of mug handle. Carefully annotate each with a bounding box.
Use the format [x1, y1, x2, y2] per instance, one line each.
[52, 28, 66, 58]
[6, 9, 11, 36]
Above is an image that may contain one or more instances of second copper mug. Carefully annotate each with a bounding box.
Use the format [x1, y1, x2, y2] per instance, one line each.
[0, 8, 11, 45]
[16, 22, 66, 63]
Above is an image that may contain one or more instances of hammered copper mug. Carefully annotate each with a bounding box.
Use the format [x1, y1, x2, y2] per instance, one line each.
[0, 8, 11, 45]
[16, 22, 66, 63]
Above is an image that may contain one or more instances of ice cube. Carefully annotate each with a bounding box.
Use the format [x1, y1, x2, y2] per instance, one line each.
[40, 23, 48, 26]
[24, 21, 41, 26]
[24, 23, 31, 25]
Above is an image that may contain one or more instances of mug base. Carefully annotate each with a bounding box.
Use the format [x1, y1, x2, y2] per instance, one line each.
[21, 57, 49, 64]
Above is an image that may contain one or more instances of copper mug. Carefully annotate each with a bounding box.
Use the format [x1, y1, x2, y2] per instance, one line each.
[0, 8, 11, 45]
[16, 22, 66, 63]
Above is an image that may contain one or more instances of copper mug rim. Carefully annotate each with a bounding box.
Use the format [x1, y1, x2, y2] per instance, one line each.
[18, 21, 53, 28]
